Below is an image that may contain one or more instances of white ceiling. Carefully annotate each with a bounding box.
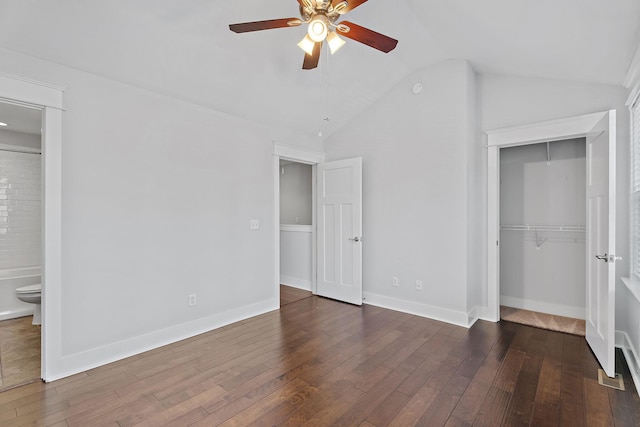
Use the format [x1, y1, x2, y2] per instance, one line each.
[0, 0, 638, 139]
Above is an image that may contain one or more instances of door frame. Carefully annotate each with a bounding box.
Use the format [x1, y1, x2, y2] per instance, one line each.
[0, 72, 64, 381]
[486, 111, 615, 321]
[273, 144, 325, 302]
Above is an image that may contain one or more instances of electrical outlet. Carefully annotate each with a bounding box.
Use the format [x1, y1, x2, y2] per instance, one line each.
[392, 277, 399, 287]
[189, 294, 197, 306]
[250, 219, 259, 230]
[415, 280, 423, 291]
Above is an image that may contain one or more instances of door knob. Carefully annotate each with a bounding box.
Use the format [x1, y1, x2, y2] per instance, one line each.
[595, 253, 608, 262]
[348, 236, 361, 242]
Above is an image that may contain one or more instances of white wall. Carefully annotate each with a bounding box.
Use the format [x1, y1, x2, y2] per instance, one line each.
[0, 47, 320, 379]
[500, 139, 586, 319]
[280, 226, 312, 290]
[279, 162, 312, 225]
[324, 60, 478, 326]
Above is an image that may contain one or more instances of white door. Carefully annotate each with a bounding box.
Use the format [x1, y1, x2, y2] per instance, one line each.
[586, 110, 617, 378]
[316, 158, 362, 305]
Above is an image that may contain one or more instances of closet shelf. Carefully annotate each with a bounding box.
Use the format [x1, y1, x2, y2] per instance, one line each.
[500, 224, 586, 232]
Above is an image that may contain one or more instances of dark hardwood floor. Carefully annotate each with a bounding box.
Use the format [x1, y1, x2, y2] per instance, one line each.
[279, 285, 313, 306]
[0, 294, 638, 426]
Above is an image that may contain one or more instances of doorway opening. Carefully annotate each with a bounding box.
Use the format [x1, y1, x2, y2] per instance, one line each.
[272, 144, 324, 306]
[0, 73, 63, 383]
[0, 101, 42, 390]
[279, 160, 314, 304]
[498, 138, 587, 336]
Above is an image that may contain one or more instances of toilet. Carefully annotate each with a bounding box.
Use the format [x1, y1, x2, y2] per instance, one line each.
[16, 284, 41, 325]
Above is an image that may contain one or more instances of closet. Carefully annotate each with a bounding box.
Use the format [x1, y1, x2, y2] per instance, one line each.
[500, 138, 586, 319]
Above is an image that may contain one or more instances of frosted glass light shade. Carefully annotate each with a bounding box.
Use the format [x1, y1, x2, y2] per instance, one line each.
[308, 15, 329, 42]
[327, 31, 345, 54]
[297, 35, 316, 55]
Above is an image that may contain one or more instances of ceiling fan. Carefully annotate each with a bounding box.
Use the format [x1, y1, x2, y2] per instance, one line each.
[229, 0, 398, 70]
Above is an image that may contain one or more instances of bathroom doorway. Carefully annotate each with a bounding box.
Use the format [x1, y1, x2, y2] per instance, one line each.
[273, 144, 324, 305]
[0, 101, 42, 390]
[279, 159, 314, 295]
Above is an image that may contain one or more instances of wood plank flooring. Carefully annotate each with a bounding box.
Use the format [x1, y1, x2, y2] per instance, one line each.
[0, 294, 638, 426]
[279, 285, 312, 306]
[0, 316, 41, 391]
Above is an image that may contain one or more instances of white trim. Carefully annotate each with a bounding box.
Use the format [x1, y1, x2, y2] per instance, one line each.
[0, 73, 64, 111]
[486, 146, 500, 321]
[0, 308, 33, 322]
[500, 295, 585, 320]
[486, 111, 612, 326]
[280, 277, 312, 291]
[273, 156, 281, 305]
[46, 299, 278, 381]
[467, 306, 481, 327]
[41, 106, 62, 381]
[616, 330, 640, 395]
[486, 112, 605, 148]
[363, 292, 473, 328]
[274, 143, 324, 164]
[280, 224, 313, 233]
[0, 71, 66, 92]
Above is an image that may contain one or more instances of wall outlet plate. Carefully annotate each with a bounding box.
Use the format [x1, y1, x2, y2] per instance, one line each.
[415, 280, 423, 291]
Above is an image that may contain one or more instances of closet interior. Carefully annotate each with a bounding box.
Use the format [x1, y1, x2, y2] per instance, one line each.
[500, 138, 587, 323]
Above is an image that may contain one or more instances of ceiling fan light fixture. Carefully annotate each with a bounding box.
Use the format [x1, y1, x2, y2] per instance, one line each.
[297, 34, 316, 55]
[333, 1, 349, 14]
[327, 31, 346, 54]
[308, 15, 329, 42]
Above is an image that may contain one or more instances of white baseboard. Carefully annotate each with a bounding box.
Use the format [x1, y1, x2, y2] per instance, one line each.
[280, 276, 312, 291]
[616, 330, 640, 395]
[500, 295, 585, 320]
[0, 307, 32, 321]
[45, 298, 279, 382]
[363, 292, 472, 328]
[467, 306, 481, 327]
[477, 305, 499, 323]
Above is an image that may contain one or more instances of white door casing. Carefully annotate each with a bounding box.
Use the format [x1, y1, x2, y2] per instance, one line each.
[586, 110, 617, 378]
[273, 144, 324, 299]
[316, 157, 363, 305]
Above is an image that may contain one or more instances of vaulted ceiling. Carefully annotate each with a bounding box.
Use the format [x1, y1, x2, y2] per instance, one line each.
[0, 0, 638, 139]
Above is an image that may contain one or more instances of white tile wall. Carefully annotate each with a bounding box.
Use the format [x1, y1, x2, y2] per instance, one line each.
[0, 150, 41, 269]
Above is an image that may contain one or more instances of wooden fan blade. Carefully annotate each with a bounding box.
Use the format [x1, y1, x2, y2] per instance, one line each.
[332, 0, 368, 13]
[336, 20, 398, 53]
[302, 41, 322, 70]
[229, 18, 301, 33]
